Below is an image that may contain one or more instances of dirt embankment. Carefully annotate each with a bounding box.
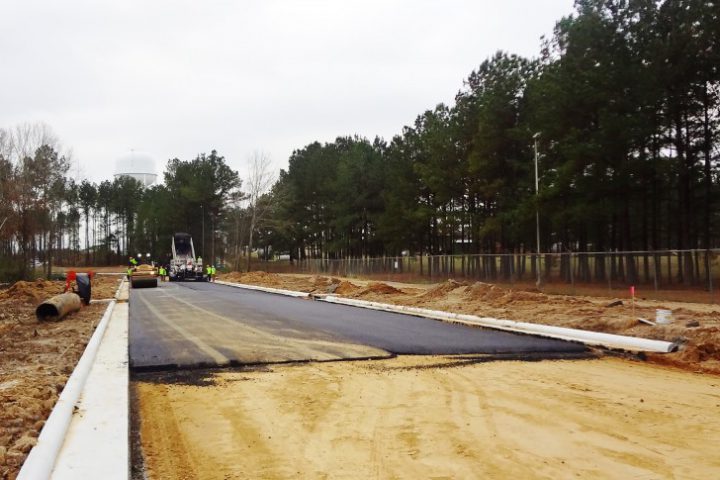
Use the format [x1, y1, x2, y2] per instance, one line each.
[218, 272, 720, 375]
[0, 275, 119, 480]
[136, 356, 720, 479]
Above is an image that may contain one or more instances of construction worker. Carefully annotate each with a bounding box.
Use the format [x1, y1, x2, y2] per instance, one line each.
[211, 264, 217, 282]
[206, 264, 212, 282]
[129, 256, 138, 267]
[127, 266, 132, 280]
[158, 265, 165, 281]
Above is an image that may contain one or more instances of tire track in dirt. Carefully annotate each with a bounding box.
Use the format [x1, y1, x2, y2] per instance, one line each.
[134, 356, 720, 479]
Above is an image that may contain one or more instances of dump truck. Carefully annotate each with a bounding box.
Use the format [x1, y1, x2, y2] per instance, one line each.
[168, 232, 207, 282]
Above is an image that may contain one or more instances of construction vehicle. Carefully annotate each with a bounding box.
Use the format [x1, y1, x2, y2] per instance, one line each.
[168, 232, 207, 282]
[130, 254, 159, 288]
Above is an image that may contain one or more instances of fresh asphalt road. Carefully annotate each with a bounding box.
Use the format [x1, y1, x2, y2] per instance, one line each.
[129, 281, 587, 370]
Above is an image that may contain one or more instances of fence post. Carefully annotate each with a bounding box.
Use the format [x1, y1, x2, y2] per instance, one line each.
[706, 249, 714, 303]
[606, 254, 611, 293]
[652, 253, 658, 291]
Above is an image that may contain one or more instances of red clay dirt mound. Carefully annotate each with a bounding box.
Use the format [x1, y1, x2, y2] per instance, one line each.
[335, 281, 362, 295]
[464, 282, 507, 302]
[221, 271, 282, 286]
[648, 327, 720, 373]
[358, 282, 401, 296]
[421, 280, 466, 299]
[0, 279, 65, 304]
[462, 282, 549, 306]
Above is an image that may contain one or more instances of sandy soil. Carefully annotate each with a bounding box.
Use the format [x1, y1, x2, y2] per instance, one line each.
[135, 356, 720, 479]
[219, 272, 720, 374]
[0, 275, 120, 480]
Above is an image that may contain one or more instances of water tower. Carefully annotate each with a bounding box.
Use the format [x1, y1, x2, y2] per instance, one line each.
[114, 150, 157, 187]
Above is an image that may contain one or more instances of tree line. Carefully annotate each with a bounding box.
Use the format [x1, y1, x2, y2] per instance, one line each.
[1, 0, 718, 285]
[0, 123, 250, 280]
[262, 0, 719, 284]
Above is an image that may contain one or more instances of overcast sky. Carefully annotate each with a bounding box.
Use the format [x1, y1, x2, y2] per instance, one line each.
[1, 0, 575, 183]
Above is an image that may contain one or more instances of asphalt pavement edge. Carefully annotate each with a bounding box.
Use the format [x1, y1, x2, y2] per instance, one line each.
[213, 279, 676, 354]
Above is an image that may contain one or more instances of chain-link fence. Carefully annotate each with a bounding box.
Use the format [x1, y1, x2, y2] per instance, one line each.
[249, 249, 720, 300]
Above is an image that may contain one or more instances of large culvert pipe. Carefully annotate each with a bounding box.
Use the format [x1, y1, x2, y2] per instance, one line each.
[35, 292, 82, 321]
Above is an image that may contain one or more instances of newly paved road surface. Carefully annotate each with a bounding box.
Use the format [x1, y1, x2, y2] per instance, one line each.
[129, 281, 586, 370]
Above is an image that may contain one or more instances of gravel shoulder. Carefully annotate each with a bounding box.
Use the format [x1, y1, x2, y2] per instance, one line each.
[135, 355, 720, 479]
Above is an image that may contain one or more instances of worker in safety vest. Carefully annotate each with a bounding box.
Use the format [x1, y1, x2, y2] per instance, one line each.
[126, 267, 132, 279]
[206, 264, 212, 281]
[210, 265, 217, 282]
[158, 265, 165, 281]
[129, 256, 138, 267]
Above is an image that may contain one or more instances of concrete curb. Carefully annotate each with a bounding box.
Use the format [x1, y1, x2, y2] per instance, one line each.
[51, 301, 128, 479]
[17, 279, 130, 480]
[214, 280, 310, 298]
[317, 295, 678, 354]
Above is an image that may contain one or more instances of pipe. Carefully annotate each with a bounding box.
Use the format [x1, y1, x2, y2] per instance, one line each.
[319, 296, 678, 354]
[35, 293, 82, 321]
[17, 299, 117, 480]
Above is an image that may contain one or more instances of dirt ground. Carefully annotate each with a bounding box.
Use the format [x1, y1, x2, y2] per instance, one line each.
[135, 355, 720, 479]
[0, 275, 120, 480]
[219, 272, 720, 374]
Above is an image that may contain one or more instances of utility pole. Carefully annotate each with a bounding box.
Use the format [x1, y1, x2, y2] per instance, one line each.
[534, 132, 543, 289]
[211, 215, 215, 266]
[200, 204, 205, 259]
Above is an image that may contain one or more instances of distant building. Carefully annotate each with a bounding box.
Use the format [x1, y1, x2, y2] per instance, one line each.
[114, 150, 157, 187]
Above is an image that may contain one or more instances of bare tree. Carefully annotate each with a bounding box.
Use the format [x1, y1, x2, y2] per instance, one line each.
[0, 122, 67, 279]
[2, 122, 59, 162]
[245, 151, 276, 272]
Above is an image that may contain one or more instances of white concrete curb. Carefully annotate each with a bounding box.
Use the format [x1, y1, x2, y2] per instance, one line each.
[214, 280, 310, 298]
[318, 295, 678, 354]
[51, 301, 128, 480]
[17, 279, 129, 480]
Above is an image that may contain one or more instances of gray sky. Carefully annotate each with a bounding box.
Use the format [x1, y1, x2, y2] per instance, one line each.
[1, 0, 575, 183]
